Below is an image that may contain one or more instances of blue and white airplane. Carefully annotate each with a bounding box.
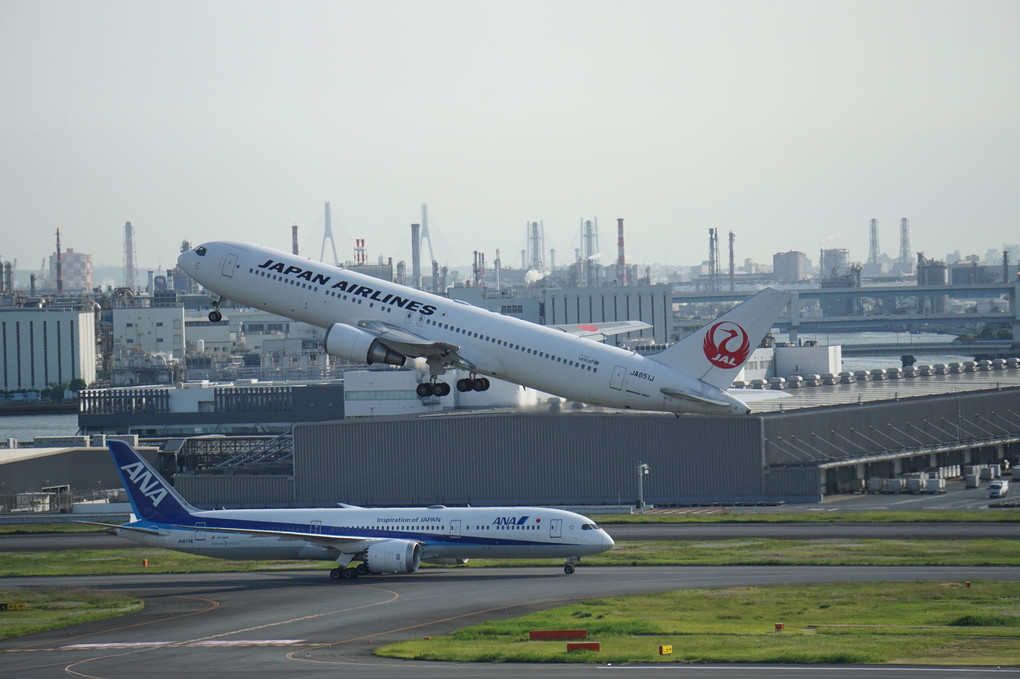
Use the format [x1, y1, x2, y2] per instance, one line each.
[178, 241, 791, 415]
[101, 440, 614, 578]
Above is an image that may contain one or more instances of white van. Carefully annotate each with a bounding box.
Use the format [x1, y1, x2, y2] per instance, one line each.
[988, 480, 1009, 498]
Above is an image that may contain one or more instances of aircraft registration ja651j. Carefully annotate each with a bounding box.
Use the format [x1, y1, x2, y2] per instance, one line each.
[93, 441, 614, 579]
[178, 241, 791, 415]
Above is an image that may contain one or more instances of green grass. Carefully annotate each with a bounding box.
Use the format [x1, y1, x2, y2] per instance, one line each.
[2, 538, 1019, 577]
[0, 588, 143, 640]
[376, 581, 1020, 665]
[0, 547, 326, 577]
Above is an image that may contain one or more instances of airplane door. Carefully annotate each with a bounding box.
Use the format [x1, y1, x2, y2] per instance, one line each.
[221, 253, 238, 278]
[195, 522, 206, 541]
[311, 520, 322, 534]
[549, 519, 562, 539]
[610, 366, 627, 390]
[450, 519, 461, 538]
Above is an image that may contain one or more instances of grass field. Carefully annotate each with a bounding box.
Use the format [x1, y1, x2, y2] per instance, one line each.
[376, 581, 1020, 665]
[0, 589, 142, 640]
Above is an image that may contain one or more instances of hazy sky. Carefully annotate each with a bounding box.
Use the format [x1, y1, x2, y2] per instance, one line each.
[1, 0, 1018, 276]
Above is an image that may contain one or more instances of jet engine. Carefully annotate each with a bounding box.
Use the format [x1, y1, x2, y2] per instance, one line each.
[324, 323, 406, 367]
[365, 539, 421, 574]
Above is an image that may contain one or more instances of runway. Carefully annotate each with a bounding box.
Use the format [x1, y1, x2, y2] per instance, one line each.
[2, 566, 1017, 679]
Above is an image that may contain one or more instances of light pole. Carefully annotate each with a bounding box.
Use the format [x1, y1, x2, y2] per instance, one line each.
[637, 462, 650, 514]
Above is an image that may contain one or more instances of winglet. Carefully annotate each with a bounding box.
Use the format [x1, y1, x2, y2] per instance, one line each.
[108, 440, 197, 521]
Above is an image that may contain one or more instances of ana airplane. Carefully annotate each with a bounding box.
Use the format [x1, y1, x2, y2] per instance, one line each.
[100, 440, 614, 578]
[178, 240, 791, 415]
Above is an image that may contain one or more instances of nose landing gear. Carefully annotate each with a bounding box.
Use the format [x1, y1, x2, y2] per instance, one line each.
[208, 296, 223, 322]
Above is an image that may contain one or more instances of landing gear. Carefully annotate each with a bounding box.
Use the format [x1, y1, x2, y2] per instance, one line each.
[564, 556, 579, 575]
[208, 296, 223, 322]
[330, 566, 360, 581]
[417, 380, 451, 398]
[356, 563, 371, 576]
[457, 376, 491, 392]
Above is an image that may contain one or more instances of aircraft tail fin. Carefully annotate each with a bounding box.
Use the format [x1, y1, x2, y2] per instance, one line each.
[108, 440, 198, 521]
[648, 288, 791, 391]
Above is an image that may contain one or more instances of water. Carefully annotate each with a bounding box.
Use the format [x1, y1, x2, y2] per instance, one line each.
[0, 413, 79, 443]
[774, 331, 972, 372]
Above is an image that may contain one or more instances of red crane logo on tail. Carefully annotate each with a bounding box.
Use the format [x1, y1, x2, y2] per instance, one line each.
[703, 321, 750, 369]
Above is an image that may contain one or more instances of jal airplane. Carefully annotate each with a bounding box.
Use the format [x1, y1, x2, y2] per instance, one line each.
[178, 240, 791, 415]
[99, 440, 614, 578]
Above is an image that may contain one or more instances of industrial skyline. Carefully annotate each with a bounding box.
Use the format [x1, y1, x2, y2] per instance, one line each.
[2, 1, 1018, 274]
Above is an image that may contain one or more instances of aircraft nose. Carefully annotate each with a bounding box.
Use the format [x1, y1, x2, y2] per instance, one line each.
[601, 530, 615, 549]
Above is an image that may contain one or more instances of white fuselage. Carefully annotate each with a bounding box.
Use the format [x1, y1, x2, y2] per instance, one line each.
[120, 505, 613, 562]
[178, 241, 744, 414]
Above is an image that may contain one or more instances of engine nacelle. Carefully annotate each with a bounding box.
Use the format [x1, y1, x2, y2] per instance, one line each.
[324, 323, 406, 367]
[423, 558, 469, 566]
[365, 539, 421, 574]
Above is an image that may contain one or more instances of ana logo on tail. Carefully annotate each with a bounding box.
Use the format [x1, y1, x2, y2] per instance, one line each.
[703, 321, 750, 369]
[119, 461, 168, 508]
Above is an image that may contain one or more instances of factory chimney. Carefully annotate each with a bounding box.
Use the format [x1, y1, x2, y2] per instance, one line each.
[55, 227, 63, 294]
[291, 224, 299, 255]
[411, 223, 422, 290]
[616, 218, 627, 286]
[124, 221, 136, 292]
[868, 218, 880, 265]
[728, 231, 735, 292]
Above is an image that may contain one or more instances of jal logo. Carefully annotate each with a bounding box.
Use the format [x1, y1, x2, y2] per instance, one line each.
[703, 321, 750, 369]
[120, 461, 168, 507]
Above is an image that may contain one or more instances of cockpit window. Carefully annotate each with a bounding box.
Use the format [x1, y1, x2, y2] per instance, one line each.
[195, 246, 207, 256]
[581, 523, 598, 530]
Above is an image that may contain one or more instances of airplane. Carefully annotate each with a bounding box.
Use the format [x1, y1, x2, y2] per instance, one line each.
[97, 440, 614, 578]
[178, 240, 791, 415]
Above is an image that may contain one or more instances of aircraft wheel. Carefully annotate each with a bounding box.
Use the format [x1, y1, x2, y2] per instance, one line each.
[343, 567, 358, 580]
[457, 378, 472, 392]
[481, 378, 490, 390]
[434, 382, 451, 396]
[416, 383, 434, 398]
[330, 568, 342, 581]
[208, 310, 222, 322]
[356, 563, 371, 576]
[473, 378, 488, 391]
[564, 564, 575, 575]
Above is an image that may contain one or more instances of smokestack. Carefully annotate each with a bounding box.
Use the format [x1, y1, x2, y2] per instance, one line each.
[728, 231, 735, 292]
[291, 225, 299, 255]
[410, 223, 422, 290]
[124, 221, 136, 291]
[55, 227, 63, 294]
[616, 218, 627, 286]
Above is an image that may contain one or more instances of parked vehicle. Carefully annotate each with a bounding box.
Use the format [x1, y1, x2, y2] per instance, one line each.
[988, 480, 1009, 498]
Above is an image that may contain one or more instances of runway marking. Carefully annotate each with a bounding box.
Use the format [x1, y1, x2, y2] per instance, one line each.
[62, 640, 308, 649]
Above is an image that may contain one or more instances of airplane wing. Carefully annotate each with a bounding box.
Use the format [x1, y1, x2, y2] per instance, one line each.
[172, 523, 392, 551]
[550, 320, 652, 341]
[356, 320, 460, 359]
[78, 521, 164, 535]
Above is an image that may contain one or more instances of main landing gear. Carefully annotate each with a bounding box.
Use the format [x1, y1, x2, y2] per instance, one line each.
[417, 374, 491, 398]
[329, 563, 372, 581]
[457, 377, 490, 392]
[416, 380, 451, 397]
